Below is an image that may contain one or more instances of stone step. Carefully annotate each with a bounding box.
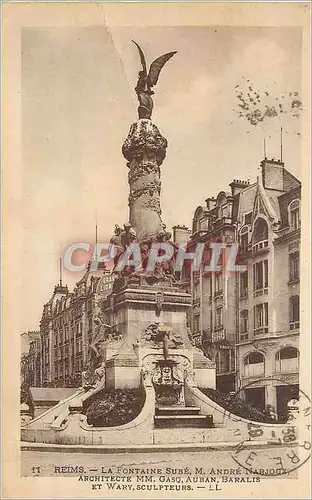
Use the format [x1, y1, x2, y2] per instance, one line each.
[153, 428, 211, 444]
[154, 414, 213, 429]
[155, 406, 201, 416]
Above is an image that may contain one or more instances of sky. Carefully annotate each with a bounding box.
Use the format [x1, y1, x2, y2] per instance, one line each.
[21, 25, 302, 331]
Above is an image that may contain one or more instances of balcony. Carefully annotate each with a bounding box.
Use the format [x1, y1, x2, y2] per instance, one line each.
[253, 287, 268, 298]
[254, 326, 268, 336]
[288, 275, 300, 285]
[290, 321, 300, 331]
[212, 327, 225, 342]
[239, 332, 248, 342]
[212, 216, 232, 230]
[240, 290, 248, 300]
[276, 357, 299, 373]
[244, 363, 264, 377]
[192, 334, 202, 348]
[202, 329, 212, 342]
[252, 240, 269, 255]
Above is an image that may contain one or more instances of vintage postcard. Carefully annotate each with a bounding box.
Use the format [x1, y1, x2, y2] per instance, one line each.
[2, 2, 311, 499]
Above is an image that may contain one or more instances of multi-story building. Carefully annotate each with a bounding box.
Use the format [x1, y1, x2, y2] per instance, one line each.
[27, 332, 42, 387]
[185, 158, 300, 416]
[20, 331, 41, 388]
[39, 262, 115, 386]
[236, 159, 300, 419]
[185, 182, 250, 393]
[21, 331, 40, 355]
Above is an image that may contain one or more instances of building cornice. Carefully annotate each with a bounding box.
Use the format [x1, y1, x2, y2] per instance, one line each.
[273, 228, 301, 245]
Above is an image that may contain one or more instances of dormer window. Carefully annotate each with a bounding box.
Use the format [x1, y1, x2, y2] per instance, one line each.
[289, 199, 300, 230]
[199, 217, 208, 231]
[252, 217, 269, 253]
[253, 218, 268, 243]
[244, 212, 252, 225]
[221, 204, 230, 218]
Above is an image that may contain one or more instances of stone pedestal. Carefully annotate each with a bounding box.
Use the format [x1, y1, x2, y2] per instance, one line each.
[105, 343, 140, 389]
[101, 279, 215, 392]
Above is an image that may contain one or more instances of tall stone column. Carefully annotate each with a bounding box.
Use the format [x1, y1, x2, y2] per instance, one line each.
[122, 119, 168, 242]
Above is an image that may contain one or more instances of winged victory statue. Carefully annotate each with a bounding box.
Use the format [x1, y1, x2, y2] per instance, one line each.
[132, 40, 177, 119]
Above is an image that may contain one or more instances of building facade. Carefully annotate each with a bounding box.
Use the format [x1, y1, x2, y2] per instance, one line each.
[20, 331, 41, 390]
[39, 263, 115, 387]
[185, 186, 246, 393]
[186, 158, 300, 416]
[236, 159, 300, 419]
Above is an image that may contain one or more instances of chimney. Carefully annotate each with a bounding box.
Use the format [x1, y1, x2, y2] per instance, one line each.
[229, 179, 250, 196]
[261, 158, 284, 191]
[172, 225, 191, 246]
[205, 197, 216, 210]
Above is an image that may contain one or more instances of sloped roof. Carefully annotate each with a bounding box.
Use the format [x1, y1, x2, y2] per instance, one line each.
[29, 387, 77, 403]
[236, 182, 257, 224]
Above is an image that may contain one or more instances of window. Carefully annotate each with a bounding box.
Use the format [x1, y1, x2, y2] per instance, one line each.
[254, 302, 268, 334]
[244, 212, 252, 225]
[64, 358, 69, 377]
[193, 279, 200, 301]
[215, 307, 223, 329]
[289, 251, 300, 282]
[194, 314, 200, 334]
[76, 322, 82, 337]
[240, 226, 249, 253]
[253, 260, 268, 292]
[206, 275, 212, 299]
[218, 351, 229, 373]
[222, 204, 230, 218]
[241, 233, 249, 253]
[289, 295, 300, 329]
[215, 273, 223, 295]
[199, 218, 208, 231]
[240, 271, 248, 298]
[253, 218, 268, 244]
[77, 358, 82, 372]
[244, 352, 264, 377]
[275, 347, 299, 373]
[289, 200, 300, 230]
[76, 338, 83, 355]
[252, 218, 269, 253]
[240, 310, 248, 341]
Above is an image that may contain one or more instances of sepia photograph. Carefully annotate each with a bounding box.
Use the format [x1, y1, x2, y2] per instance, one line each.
[2, 2, 311, 499]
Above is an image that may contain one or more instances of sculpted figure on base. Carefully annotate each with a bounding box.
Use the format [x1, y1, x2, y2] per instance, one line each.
[132, 41, 177, 120]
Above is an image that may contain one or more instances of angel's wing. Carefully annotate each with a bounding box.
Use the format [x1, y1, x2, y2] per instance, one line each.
[147, 51, 177, 88]
[132, 40, 148, 76]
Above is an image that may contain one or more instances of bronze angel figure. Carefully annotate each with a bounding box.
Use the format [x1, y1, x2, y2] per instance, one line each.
[132, 40, 177, 119]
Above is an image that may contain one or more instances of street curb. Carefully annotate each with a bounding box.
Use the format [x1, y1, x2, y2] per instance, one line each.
[21, 440, 289, 454]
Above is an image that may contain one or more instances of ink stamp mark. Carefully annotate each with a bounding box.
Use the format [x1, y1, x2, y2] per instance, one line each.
[223, 377, 311, 476]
